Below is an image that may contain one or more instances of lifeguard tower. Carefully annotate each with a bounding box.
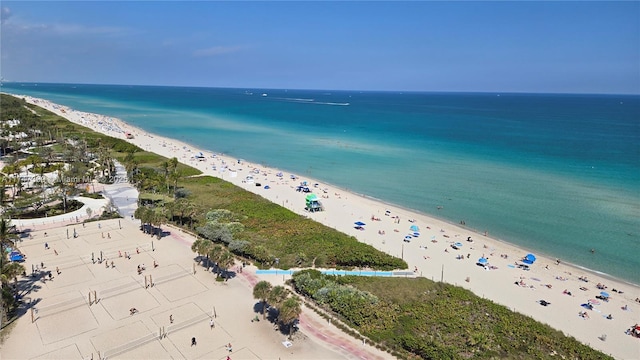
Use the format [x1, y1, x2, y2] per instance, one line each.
[305, 193, 323, 212]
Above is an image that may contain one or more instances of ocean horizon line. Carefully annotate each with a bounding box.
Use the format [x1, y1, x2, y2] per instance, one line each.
[3, 81, 640, 97]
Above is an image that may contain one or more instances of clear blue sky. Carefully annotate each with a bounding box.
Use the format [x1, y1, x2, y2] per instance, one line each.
[1, 1, 638, 94]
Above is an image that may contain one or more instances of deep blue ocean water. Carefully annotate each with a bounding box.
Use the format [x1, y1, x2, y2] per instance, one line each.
[3, 83, 639, 284]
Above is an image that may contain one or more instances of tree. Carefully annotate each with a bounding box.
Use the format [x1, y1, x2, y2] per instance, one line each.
[208, 244, 226, 275]
[0, 177, 6, 207]
[38, 146, 54, 167]
[161, 161, 169, 192]
[191, 238, 213, 266]
[279, 296, 302, 339]
[0, 219, 17, 270]
[197, 221, 232, 244]
[253, 281, 273, 320]
[134, 206, 154, 234]
[268, 286, 289, 312]
[153, 207, 168, 239]
[216, 250, 235, 280]
[0, 218, 21, 327]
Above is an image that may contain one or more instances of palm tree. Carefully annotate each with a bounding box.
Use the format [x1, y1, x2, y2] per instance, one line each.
[0, 218, 21, 326]
[253, 281, 273, 320]
[0, 177, 6, 208]
[134, 206, 154, 234]
[161, 161, 169, 192]
[168, 171, 181, 198]
[38, 146, 54, 167]
[190, 238, 213, 266]
[278, 297, 302, 339]
[0, 219, 17, 270]
[186, 201, 198, 229]
[208, 244, 226, 275]
[216, 250, 235, 280]
[267, 286, 289, 312]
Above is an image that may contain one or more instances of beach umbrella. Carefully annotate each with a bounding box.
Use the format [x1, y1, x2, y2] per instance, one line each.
[453, 242, 463, 249]
[477, 257, 488, 266]
[523, 253, 537, 264]
[588, 299, 600, 305]
[354, 221, 366, 226]
[600, 291, 610, 298]
[409, 225, 419, 232]
[404, 235, 412, 242]
[413, 232, 420, 237]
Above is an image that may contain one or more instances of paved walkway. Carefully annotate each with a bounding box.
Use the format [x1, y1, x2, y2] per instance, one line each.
[237, 267, 389, 360]
[12, 161, 139, 232]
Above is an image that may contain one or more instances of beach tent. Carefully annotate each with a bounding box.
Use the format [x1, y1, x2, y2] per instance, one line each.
[409, 225, 420, 232]
[522, 253, 537, 265]
[9, 252, 24, 262]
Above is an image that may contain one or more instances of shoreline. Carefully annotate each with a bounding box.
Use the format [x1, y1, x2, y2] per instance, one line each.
[7, 93, 640, 359]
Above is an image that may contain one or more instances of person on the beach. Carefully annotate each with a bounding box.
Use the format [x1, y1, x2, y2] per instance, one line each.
[170, 314, 174, 323]
[191, 337, 197, 346]
[210, 318, 215, 329]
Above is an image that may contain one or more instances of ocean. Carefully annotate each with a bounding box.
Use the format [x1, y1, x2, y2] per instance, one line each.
[2, 83, 639, 285]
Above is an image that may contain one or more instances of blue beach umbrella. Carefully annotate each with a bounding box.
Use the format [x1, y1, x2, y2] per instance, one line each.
[413, 232, 420, 237]
[477, 257, 488, 265]
[354, 221, 366, 226]
[453, 242, 463, 249]
[522, 253, 537, 265]
[600, 291, 610, 298]
[409, 225, 420, 232]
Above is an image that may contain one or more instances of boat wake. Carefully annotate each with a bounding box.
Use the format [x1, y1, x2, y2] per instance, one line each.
[274, 97, 350, 106]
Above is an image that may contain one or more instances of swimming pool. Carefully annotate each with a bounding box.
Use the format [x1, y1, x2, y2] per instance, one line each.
[256, 269, 413, 277]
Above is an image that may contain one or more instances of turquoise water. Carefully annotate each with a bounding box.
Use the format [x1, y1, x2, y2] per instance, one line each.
[2, 83, 639, 284]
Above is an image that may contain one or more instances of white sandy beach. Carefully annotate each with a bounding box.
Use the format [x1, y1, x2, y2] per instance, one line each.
[6, 95, 640, 359]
